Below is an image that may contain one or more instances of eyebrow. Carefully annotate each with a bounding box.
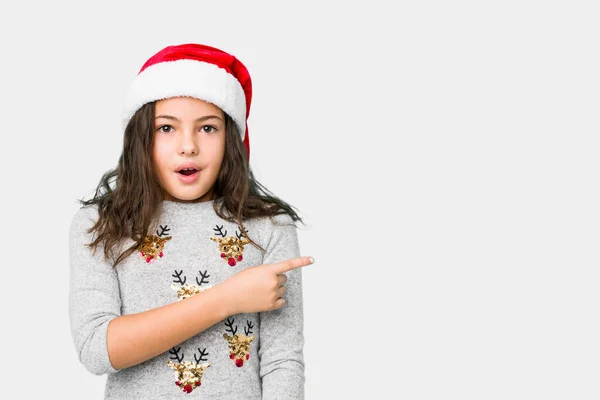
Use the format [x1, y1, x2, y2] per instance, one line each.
[155, 115, 223, 122]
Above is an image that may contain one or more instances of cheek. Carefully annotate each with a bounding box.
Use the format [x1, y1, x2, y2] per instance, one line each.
[152, 142, 171, 175]
[211, 148, 225, 165]
[210, 139, 226, 163]
[196, 138, 224, 168]
[154, 153, 171, 181]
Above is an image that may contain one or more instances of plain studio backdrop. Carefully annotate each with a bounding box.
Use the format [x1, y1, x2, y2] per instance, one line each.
[0, 1, 598, 398]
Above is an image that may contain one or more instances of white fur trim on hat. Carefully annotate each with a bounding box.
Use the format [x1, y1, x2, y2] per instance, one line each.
[122, 59, 246, 137]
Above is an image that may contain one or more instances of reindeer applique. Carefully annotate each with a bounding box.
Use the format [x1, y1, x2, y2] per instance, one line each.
[210, 224, 250, 267]
[223, 317, 255, 367]
[171, 269, 212, 300]
[167, 346, 210, 394]
[138, 224, 172, 264]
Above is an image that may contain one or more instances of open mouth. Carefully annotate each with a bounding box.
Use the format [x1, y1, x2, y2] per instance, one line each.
[178, 168, 198, 176]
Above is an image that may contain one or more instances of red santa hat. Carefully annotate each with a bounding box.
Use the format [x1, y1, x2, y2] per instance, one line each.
[122, 43, 252, 159]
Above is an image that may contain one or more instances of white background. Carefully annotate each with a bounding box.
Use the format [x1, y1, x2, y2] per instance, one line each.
[1, 1, 598, 398]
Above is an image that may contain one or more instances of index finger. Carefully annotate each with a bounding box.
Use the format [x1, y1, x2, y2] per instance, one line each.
[271, 256, 314, 274]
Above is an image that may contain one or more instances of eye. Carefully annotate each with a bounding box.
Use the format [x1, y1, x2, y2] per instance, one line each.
[202, 125, 217, 134]
[157, 125, 174, 133]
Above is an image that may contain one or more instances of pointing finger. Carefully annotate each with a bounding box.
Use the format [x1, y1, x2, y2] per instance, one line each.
[272, 256, 314, 274]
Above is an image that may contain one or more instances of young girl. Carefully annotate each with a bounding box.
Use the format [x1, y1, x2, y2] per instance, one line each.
[68, 43, 313, 399]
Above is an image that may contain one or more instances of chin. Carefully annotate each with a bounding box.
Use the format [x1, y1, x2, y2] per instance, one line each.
[168, 190, 213, 202]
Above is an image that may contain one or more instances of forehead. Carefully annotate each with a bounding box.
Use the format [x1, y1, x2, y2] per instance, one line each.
[155, 97, 224, 117]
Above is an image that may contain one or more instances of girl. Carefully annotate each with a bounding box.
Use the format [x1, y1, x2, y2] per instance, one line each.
[68, 43, 313, 399]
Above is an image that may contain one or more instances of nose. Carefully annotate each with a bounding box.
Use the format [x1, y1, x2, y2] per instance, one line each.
[178, 129, 199, 156]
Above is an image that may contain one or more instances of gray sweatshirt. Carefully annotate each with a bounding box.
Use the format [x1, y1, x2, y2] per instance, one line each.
[68, 199, 305, 399]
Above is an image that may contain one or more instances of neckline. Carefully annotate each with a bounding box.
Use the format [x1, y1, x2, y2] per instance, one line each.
[160, 198, 219, 210]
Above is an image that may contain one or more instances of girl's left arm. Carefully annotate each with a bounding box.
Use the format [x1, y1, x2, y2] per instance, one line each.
[258, 213, 306, 400]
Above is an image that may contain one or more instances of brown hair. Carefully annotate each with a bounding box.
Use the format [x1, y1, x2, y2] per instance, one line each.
[78, 102, 304, 268]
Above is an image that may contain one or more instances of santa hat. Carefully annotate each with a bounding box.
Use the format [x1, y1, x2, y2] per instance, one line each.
[122, 43, 252, 159]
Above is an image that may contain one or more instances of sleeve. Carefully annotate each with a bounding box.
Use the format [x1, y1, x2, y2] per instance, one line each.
[68, 206, 122, 375]
[258, 213, 305, 400]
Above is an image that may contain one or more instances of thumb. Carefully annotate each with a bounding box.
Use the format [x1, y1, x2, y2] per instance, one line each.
[271, 256, 314, 274]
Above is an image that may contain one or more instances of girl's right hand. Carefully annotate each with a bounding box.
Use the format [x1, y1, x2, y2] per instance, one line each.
[220, 256, 314, 315]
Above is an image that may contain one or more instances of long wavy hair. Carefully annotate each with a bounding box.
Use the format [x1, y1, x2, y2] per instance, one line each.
[78, 101, 303, 268]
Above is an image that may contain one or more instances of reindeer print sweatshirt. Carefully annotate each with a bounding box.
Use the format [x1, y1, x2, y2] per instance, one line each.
[68, 199, 305, 399]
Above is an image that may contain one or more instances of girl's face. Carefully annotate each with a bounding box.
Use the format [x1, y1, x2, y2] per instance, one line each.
[152, 97, 226, 203]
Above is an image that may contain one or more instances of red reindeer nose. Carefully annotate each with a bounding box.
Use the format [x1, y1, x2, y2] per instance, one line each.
[183, 384, 193, 393]
[235, 358, 244, 367]
[228, 258, 236, 266]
